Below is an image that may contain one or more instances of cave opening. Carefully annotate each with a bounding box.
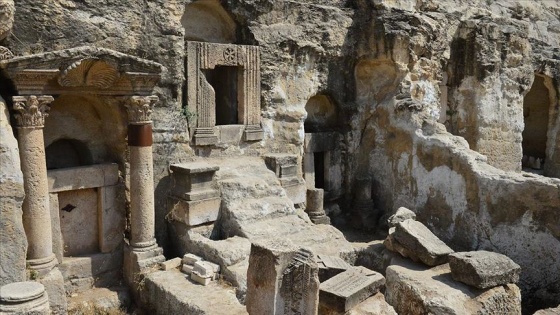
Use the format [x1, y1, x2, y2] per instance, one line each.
[522, 75, 551, 171]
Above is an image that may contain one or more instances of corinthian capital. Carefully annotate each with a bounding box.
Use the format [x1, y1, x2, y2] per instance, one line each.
[125, 96, 158, 124]
[12, 95, 54, 128]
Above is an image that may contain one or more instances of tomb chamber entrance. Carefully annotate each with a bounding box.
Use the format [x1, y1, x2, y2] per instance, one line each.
[303, 95, 342, 202]
[0, 46, 164, 287]
[522, 74, 556, 175]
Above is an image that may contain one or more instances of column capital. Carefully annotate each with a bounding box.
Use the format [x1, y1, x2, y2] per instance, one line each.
[12, 95, 54, 128]
[125, 95, 158, 124]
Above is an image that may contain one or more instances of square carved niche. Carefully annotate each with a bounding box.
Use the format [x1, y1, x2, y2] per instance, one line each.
[186, 41, 263, 146]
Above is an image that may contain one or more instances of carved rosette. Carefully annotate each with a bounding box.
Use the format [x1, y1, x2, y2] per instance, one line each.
[0, 46, 14, 60]
[12, 95, 54, 128]
[125, 95, 158, 124]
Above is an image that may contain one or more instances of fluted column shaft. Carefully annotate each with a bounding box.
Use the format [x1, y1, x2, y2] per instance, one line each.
[125, 96, 158, 250]
[13, 95, 57, 274]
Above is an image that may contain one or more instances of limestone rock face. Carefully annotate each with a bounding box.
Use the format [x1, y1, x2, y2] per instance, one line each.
[0, 0, 14, 41]
[385, 257, 522, 315]
[449, 251, 521, 289]
[0, 97, 27, 286]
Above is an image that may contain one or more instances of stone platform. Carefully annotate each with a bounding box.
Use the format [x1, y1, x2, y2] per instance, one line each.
[143, 269, 247, 315]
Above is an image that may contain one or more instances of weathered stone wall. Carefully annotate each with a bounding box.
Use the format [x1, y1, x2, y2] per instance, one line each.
[344, 1, 560, 311]
[0, 96, 27, 286]
[1, 0, 559, 311]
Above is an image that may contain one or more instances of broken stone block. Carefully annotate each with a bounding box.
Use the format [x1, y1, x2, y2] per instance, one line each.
[448, 251, 521, 289]
[182, 264, 193, 274]
[319, 266, 385, 314]
[392, 219, 454, 266]
[183, 253, 202, 265]
[385, 256, 522, 315]
[246, 239, 319, 315]
[346, 292, 397, 315]
[533, 305, 560, 315]
[159, 257, 182, 270]
[191, 271, 211, 286]
[193, 261, 216, 278]
[317, 255, 351, 282]
[387, 207, 416, 227]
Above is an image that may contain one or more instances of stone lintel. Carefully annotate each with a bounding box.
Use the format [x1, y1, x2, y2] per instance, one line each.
[47, 163, 119, 193]
[319, 266, 385, 313]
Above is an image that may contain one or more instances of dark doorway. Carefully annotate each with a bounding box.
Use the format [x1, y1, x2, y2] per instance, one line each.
[522, 75, 551, 160]
[314, 152, 325, 189]
[203, 66, 238, 125]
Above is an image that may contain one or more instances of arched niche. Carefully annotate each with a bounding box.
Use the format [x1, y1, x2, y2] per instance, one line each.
[304, 94, 338, 133]
[522, 73, 559, 177]
[303, 94, 342, 200]
[182, 0, 237, 44]
[46, 138, 93, 170]
[43, 95, 127, 168]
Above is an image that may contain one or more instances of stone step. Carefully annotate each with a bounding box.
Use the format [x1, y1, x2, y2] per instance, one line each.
[138, 255, 166, 271]
[224, 196, 297, 223]
[240, 215, 355, 258]
[67, 286, 131, 314]
[143, 270, 247, 315]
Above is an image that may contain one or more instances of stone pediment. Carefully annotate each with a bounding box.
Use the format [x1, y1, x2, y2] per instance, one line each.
[0, 46, 164, 96]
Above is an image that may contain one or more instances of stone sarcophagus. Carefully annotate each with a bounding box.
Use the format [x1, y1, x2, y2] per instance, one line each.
[186, 41, 263, 145]
[264, 154, 306, 205]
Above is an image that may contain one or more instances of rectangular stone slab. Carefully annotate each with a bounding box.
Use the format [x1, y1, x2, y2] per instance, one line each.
[319, 266, 385, 313]
[448, 251, 521, 289]
[317, 255, 351, 282]
[393, 219, 454, 266]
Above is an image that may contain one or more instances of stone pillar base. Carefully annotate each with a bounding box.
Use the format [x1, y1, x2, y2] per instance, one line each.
[0, 282, 50, 314]
[124, 243, 165, 291]
[243, 125, 264, 141]
[38, 267, 67, 315]
[193, 127, 218, 146]
[27, 254, 57, 277]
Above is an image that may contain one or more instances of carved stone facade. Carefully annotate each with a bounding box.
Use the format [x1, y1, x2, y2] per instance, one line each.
[279, 248, 320, 315]
[186, 41, 263, 145]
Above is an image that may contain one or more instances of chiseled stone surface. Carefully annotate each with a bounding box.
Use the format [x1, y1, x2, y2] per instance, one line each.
[0, 281, 50, 315]
[385, 257, 522, 315]
[347, 293, 397, 315]
[392, 219, 454, 266]
[449, 251, 521, 289]
[533, 305, 560, 315]
[0, 281, 44, 302]
[319, 266, 385, 313]
[159, 258, 182, 271]
[143, 270, 247, 315]
[0, 0, 14, 41]
[246, 239, 319, 315]
[0, 98, 27, 286]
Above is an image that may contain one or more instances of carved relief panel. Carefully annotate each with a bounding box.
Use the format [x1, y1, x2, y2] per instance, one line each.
[186, 41, 263, 145]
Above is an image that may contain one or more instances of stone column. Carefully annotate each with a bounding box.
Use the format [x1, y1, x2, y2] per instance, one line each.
[125, 95, 159, 251]
[13, 95, 57, 275]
